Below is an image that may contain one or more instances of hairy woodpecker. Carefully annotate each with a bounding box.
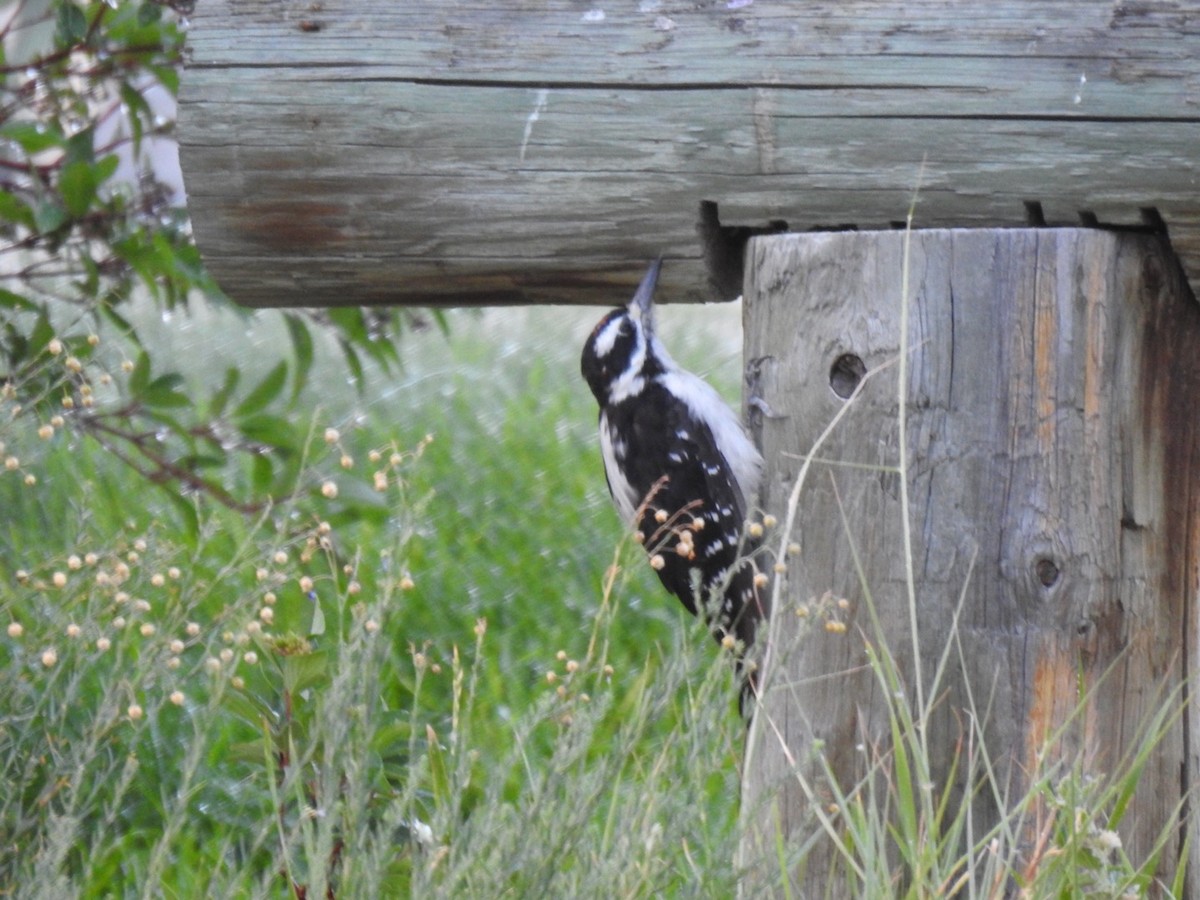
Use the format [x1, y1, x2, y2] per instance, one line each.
[581, 258, 765, 711]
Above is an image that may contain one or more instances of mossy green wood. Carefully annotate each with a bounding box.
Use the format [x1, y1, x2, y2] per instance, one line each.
[179, 1, 1200, 308]
[740, 228, 1198, 896]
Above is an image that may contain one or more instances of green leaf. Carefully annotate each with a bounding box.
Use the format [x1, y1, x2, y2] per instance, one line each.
[308, 597, 325, 637]
[142, 373, 189, 408]
[178, 454, 225, 471]
[238, 415, 298, 452]
[0, 121, 63, 155]
[234, 362, 288, 419]
[59, 160, 98, 218]
[338, 338, 365, 393]
[27, 312, 53, 357]
[283, 314, 314, 403]
[129, 351, 151, 398]
[280, 651, 329, 695]
[33, 199, 68, 234]
[149, 63, 180, 97]
[221, 688, 276, 733]
[100, 303, 143, 348]
[0, 289, 37, 312]
[64, 128, 95, 168]
[164, 490, 200, 545]
[56, 2, 88, 46]
[119, 84, 149, 148]
[250, 453, 273, 496]
[210, 367, 241, 418]
[0, 190, 35, 229]
[93, 154, 120, 185]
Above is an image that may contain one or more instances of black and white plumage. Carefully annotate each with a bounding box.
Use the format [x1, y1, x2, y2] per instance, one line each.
[581, 258, 766, 710]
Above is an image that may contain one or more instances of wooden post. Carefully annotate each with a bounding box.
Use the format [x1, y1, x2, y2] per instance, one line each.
[739, 229, 1198, 895]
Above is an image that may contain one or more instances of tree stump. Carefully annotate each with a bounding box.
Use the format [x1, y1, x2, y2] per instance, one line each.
[739, 229, 1198, 895]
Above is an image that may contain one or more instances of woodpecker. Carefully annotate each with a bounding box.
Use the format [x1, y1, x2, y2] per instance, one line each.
[581, 258, 766, 712]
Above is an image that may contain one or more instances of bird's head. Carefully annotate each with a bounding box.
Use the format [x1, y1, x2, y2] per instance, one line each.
[580, 258, 662, 406]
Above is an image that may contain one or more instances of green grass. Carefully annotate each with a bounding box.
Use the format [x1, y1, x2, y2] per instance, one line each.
[0, 298, 1188, 898]
[0, 300, 752, 897]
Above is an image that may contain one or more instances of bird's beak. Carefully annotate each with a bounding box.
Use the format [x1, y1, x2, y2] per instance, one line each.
[630, 257, 662, 334]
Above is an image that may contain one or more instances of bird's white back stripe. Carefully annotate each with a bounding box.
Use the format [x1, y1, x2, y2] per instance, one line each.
[600, 414, 639, 525]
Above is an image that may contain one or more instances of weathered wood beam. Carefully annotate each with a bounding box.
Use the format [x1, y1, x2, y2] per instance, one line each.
[739, 228, 1197, 895]
[179, 1, 1200, 308]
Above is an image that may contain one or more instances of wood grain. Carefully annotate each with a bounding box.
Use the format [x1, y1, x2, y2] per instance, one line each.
[178, 1, 1200, 307]
[739, 228, 1198, 895]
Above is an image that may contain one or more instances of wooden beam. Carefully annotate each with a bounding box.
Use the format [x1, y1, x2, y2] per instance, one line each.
[178, 1, 1200, 308]
[739, 228, 1197, 894]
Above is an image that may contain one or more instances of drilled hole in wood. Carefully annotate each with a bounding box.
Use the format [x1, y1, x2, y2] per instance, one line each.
[1035, 558, 1060, 588]
[829, 354, 866, 399]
